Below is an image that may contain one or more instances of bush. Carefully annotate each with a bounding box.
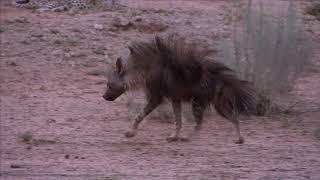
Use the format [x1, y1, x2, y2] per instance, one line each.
[305, 2, 320, 20]
[220, 0, 313, 114]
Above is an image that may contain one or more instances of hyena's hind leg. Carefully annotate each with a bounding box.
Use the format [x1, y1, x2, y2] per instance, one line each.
[230, 115, 244, 144]
[166, 100, 189, 142]
[215, 104, 244, 144]
[125, 96, 161, 138]
[192, 98, 207, 131]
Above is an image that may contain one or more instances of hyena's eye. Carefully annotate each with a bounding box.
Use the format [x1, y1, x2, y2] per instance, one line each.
[107, 83, 112, 89]
[107, 83, 118, 90]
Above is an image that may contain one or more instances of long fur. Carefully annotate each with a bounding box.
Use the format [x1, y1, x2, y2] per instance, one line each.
[126, 34, 257, 117]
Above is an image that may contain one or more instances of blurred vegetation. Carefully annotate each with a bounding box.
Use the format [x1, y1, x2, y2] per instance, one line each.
[220, 0, 313, 115]
[305, 2, 320, 21]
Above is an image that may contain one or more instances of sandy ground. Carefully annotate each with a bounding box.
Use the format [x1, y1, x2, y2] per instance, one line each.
[1, 0, 320, 179]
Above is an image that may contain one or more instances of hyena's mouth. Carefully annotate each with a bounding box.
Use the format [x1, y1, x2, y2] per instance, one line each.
[102, 94, 116, 101]
[103, 89, 125, 101]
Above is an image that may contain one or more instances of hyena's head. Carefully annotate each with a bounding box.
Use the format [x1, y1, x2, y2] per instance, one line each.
[103, 57, 127, 101]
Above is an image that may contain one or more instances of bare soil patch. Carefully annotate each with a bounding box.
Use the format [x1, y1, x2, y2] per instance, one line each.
[1, 0, 320, 179]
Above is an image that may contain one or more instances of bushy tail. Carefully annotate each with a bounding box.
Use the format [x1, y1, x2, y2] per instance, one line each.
[214, 75, 257, 119]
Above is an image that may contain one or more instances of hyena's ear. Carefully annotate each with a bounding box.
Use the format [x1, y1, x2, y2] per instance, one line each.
[116, 57, 123, 75]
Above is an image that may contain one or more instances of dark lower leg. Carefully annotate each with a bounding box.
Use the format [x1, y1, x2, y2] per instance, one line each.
[172, 100, 182, 137]
[125, 98, 160, 137]
[192, 99, 205, 131]
[232, 118, 244, 144]
[167, 100, 185, 142]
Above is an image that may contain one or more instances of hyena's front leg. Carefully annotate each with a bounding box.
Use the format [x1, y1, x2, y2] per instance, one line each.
[231, 116, 244, 144]
[125, 98, 160, 138]
[166, 100, 189, 142]
[192, 98, 207, 131]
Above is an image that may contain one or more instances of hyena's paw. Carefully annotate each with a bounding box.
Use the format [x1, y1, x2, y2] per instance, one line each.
[234, 137, 244, 144]
[124, 131, 136, 138]
[166, 136, 189, 142]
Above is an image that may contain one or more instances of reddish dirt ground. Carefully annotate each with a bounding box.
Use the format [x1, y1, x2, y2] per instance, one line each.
[1, 0, 320, 179]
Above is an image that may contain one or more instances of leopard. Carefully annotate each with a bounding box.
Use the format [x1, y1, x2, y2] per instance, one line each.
[14, 0, 116, 11]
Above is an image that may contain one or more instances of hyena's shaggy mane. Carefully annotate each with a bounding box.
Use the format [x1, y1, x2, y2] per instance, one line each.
[128, 34, 209, 79]
[125, 34, 257, 116]
[127, 34, 230, 87]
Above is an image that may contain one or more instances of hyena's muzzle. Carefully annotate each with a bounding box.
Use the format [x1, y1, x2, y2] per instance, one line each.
[102, 85, 125, 101]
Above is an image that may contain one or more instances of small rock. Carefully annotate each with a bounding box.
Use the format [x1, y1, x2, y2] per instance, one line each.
[63, 48, 71, 53]
[71, 28, 81, 33]
[14, 17, 29, 23]
[19, 131, 33, 143]
[67, 9, 78, 16]
[95, 80, 105, 85]
[65, 38, 79, 46]
[185, 20, 192, 25]
[112, 17, 133, 30]
[52, 6, 68, 12]
[47, 119, 56, 123]
[106, 31, 117, 36]
[304, 15, 317, 21]
[137, 22, 168, 33]
[52, 50, 63, 57]
[133, 16, 143, 22]
[50, 29, 60, 34]
[31, 33, 43, 38]
[174, 19, 181, 24]
[65, 53, 72, 58]
[109, 27, 118, 32]
[69, 52, 87, 58]
[37, 8, 51, 13]
[33, 139, 56, 145]
[53, 39, 62, 45]
[104, 0, 117, 6]
[94, 24, 104, 30]
[32, 85, 45, 90]
[10, 164, 24, 169]
[65, 154, 70, 159]
[93, 46, 106, 55]
[7, 61, 18, 66]
[87, 69, 105, 76]
[221, 31, 230, 38]
[66, 118, 76, 122]
[20, 39, 31, 45]
[314, 128, 320, 140]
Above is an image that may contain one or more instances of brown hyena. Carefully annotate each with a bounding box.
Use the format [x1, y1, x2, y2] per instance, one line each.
[103, 34, 257, 144]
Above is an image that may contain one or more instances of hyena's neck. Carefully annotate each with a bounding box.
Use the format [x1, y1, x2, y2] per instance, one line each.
[124, 66, 146, 91]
